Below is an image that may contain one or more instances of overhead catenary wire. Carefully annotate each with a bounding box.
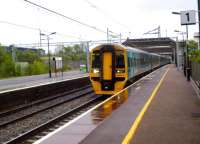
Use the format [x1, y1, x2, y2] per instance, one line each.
[15, 38, 127, 47]
[0, 20, 84, 40]
[24, 0, 107, 34]
[83, 0, 130, 31]
[0, 20, 38, 31]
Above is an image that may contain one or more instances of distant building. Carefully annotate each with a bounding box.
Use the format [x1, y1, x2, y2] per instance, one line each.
[5, 45, 45, 56]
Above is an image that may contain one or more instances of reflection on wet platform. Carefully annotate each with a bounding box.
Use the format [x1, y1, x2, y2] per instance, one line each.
[91, 90, 128, 124]
[37, 90, 130, 144]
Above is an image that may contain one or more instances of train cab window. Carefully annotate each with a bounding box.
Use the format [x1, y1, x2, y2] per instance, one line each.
[92, 53, 100, 68]
[116, 51, 125, 68]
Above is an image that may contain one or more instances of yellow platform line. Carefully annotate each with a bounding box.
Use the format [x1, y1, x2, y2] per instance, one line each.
[122, 67, 170, 144]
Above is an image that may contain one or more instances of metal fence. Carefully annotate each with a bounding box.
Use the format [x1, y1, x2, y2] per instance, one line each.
[191, 62, 200, 89]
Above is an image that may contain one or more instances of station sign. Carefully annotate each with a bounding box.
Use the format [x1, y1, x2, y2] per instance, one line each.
[180, 10, 196, 25]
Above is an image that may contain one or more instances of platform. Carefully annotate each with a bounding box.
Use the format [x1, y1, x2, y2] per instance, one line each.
[34, 65, 200, 144]
[132, 65, 200, 144]
[0, 70, 88, 92]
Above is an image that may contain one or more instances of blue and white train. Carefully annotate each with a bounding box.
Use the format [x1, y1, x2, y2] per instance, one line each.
[89, 43, 170, 95]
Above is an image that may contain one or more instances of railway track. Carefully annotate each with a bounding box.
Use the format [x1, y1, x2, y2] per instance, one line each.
[5, 95, 104, 144]
[0, 85, 105, 144]
[5, 96, 102, 144]
[0, 85, 92, 128]
[0, 85, 91, 118]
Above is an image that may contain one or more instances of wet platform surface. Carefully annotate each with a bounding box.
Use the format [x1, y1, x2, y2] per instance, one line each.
[35, 66, 168, 144]
[133, 65, 200, 144]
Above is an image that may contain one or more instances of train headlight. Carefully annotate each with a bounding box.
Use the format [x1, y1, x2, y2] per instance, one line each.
[116, 69, 125, 73]
[93, 69, 99, 73]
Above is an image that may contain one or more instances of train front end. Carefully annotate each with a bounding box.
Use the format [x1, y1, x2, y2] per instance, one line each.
[89, 44, 128, 95]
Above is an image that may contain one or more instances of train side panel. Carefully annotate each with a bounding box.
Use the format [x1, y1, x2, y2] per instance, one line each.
[126, 49, 152, 80]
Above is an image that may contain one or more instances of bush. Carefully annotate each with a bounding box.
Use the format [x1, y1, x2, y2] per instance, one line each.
[0, 47, 15, 78]
[15, 64, 22, 76]
[189, 50, 200, 62]
[25, 60, 48, 75]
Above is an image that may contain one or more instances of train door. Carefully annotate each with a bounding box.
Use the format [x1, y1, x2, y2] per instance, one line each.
[100, 46, 115, 91]
[103, 52, 112, 80]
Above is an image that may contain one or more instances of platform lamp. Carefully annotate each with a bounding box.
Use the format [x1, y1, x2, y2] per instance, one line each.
[40, 32, 56, 78]
[172, 12, 189, 79]
[174, 30, 187, 71]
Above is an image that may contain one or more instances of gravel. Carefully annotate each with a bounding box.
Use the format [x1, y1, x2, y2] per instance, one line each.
[0, 89, 97, 143]
[0, 87, 92, 125]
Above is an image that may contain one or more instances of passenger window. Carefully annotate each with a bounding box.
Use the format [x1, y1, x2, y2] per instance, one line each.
[92, 53, 100, 68]
[128, 57, 131, 67]
[116, 51, 125, 68]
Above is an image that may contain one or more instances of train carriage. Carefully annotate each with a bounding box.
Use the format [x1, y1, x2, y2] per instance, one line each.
[89, 43, 170, 95]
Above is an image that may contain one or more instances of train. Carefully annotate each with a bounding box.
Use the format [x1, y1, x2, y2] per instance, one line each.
[89, 43, 170, 95]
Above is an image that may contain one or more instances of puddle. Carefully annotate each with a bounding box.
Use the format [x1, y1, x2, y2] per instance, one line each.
[90, 90, 128, 124]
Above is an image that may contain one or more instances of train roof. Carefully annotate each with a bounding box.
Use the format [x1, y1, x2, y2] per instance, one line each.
[90, 43, 168, 58]
[125, 46, 149, 54]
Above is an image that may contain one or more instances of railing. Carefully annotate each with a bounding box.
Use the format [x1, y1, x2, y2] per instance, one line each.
[191, 62, 200, 89]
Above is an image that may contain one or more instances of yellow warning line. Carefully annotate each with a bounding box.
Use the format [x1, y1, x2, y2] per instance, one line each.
[122, 67, 170, 144]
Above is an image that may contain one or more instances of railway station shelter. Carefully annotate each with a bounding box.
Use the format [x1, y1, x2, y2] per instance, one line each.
[123, 37, 177, 64]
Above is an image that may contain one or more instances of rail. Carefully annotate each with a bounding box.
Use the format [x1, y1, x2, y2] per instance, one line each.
[4, 95, 104, 144]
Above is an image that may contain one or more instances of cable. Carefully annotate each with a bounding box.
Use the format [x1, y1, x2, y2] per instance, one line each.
[55, 32, 86, 40]
[15, 38, 125, 47]
[24, 0, 107, 34]
[83, 0, 130, 31]
[0, 20, 38, 31]
[0, 20, 82, 40]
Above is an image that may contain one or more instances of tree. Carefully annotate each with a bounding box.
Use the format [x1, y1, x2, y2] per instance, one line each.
[16, 50, 40, 63]
[187, 40, 198, 49]
[189, 50, 200, 62]
[57, 44, 86, 61]
[0, 46, 15, 78]
[187, 40, 200, 62]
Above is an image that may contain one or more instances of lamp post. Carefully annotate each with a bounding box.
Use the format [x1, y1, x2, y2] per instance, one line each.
[41, 32, 56, 78]
[172, 12, 190, 80]
[174, 30, 186, 71]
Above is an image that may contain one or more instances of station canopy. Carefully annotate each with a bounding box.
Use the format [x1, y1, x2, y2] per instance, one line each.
[122, 37, 176, 59]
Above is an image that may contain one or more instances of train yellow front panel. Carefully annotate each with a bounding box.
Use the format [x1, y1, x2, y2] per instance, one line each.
[103, 52, 112, 80]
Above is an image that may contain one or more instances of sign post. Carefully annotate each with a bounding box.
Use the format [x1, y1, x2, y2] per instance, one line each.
[180, 10, 196, 81]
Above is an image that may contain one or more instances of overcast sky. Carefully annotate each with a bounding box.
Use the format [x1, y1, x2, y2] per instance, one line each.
[0, 0, 198, 47]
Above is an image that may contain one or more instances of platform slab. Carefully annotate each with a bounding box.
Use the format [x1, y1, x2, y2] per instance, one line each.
[132, 65, 200, 144]
[80, 66, 168, 144]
